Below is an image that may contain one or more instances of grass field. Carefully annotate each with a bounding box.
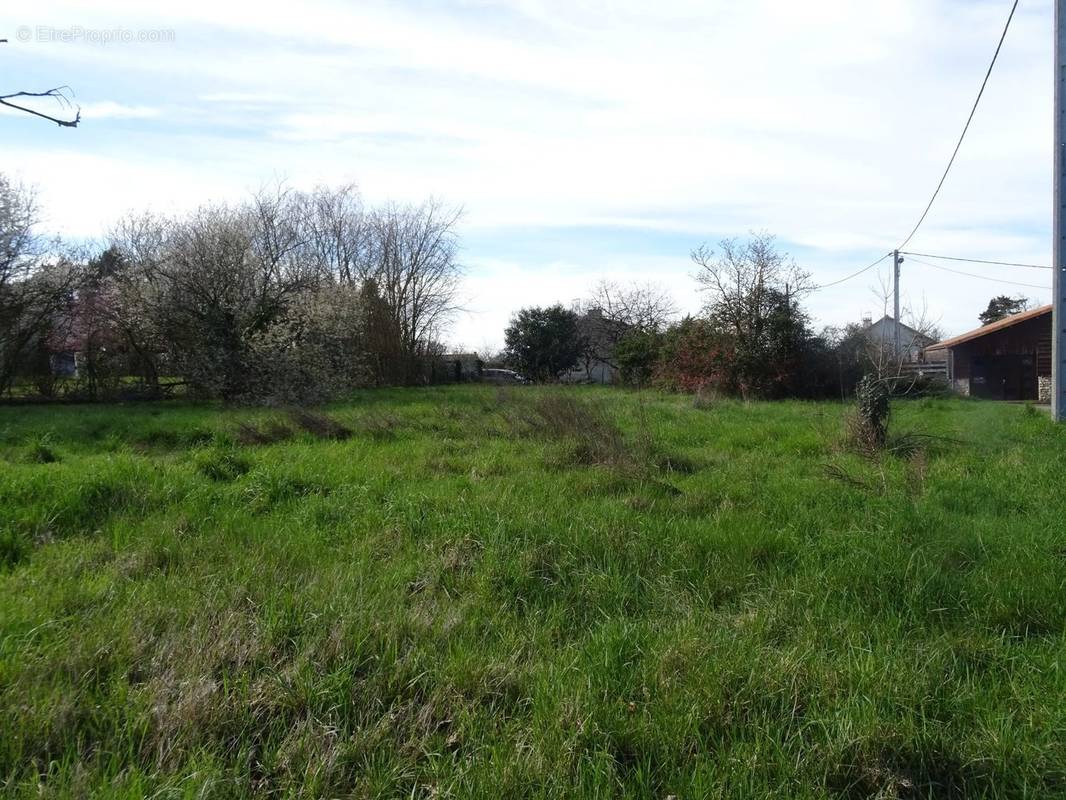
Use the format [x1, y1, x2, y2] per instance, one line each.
[2, 386, 1065, 798]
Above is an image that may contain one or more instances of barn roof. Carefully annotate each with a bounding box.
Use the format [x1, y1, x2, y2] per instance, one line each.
[924, 304, 1052, 352]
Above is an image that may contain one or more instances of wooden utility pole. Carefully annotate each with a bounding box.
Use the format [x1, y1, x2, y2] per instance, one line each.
[1054, 0, 1066, 419]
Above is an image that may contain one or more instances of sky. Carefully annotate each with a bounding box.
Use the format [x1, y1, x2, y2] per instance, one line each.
[0, 0, 1055, 351]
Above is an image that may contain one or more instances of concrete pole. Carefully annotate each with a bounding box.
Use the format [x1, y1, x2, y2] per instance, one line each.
[893, 249, 901, 359]
[1054, 0, 1066, 419]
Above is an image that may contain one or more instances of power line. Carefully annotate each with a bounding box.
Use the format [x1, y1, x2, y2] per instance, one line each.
[901, 251, 1052, 270]
[907, 256, 1048, 289]
[813, 1, 1019, 295]
[812, 252, 893, 290]
[896, 0, 1019, 251]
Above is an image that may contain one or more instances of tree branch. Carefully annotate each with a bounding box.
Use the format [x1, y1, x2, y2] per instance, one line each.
[0, 93, 81, 127]
[1, 39, 80, 127]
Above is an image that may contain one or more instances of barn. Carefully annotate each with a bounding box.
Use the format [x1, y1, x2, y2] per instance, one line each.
[924, 305, 1052, 402]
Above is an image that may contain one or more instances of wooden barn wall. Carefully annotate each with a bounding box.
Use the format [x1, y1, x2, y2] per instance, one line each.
[956, 315, 1052, 378]
[953, 345, 970, 379]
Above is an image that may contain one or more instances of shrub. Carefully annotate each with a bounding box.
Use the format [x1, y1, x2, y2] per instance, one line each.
[239, 288, 372, 405]
[852, 375, 890, 451]
[614, 328, 662, 386]
[0, 528, 29, 569]
[890, 372, 951, 398]
[652, 317, 730, 394]
[509, 391, 690, 484]
[504, 305, 584, 380]
[692, 234, 812, 398]
[510, 392, 628, 468]
[22, 433, 58, 464]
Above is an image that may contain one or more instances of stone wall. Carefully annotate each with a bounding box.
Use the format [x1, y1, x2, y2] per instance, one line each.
[1039, 376, 1052, 404]
[953, 378, 970, 397]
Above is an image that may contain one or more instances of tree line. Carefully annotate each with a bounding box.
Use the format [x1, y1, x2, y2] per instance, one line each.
[3, 171, 955, 407]
[0, 175, 462, 403]
[503, 233, 944, 399]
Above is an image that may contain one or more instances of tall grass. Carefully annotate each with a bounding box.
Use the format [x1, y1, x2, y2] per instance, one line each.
[1, 387, 1065, 798]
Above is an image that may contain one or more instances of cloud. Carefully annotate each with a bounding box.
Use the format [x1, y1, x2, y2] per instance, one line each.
[0, 0, 1054, 341]
[78, 101, 160, 119]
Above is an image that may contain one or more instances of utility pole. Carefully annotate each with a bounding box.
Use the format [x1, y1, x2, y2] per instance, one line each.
[893, 249, 902, 357]
[1054, 0, 1066, 420]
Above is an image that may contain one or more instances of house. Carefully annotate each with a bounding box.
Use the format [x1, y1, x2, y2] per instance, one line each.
[923, 305, 1052, 402]
[49, 351, 80, 378]
[562, 357, 617, 385]
[561, 308, 624, 385]
[862, 315, 937, 363]
[440, 353, 482, 382]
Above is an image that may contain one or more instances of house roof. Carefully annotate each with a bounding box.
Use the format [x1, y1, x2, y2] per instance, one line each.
[924, 304, 1052, 352]
[866, 315, 935, 344]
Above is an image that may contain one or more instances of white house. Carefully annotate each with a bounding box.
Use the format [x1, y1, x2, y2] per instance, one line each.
[863, 315, 937, 363]
[560, 309, 623, 385]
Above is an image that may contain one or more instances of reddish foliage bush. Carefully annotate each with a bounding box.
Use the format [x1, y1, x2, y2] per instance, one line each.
[652, 318, 731, 394]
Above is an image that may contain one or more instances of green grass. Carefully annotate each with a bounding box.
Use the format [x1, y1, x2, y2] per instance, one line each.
[1, 386, 1065, 798]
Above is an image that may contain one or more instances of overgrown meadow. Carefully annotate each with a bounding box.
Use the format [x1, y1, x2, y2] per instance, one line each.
[1, 387, 1065, 798]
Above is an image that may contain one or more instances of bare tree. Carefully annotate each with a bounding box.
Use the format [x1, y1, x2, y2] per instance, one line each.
[1, 41, 80, 127]
[0, 174, 42, 291]
[299, 183, 368, 285]
[577, 279, 677, 333]
[691, 232, 813, 398]
[570, 279, 678, 377]
[365, 199, 463, 382]
[692, 232, 812, 332]
[248, 184, 319, 290]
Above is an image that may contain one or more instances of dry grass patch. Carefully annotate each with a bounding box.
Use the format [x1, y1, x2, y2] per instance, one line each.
[287, 409, 351, 440]
[234, 419, 294, 446]
[359, 411, 402, 440]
